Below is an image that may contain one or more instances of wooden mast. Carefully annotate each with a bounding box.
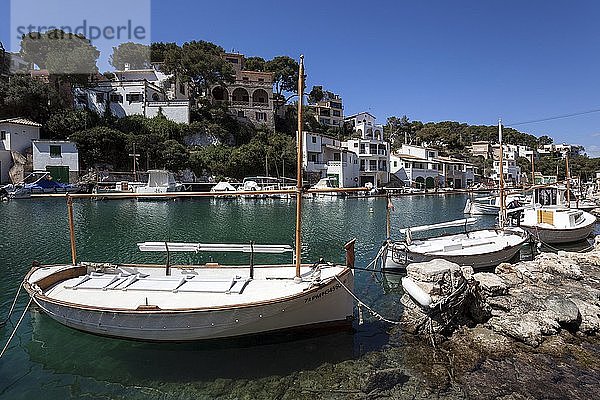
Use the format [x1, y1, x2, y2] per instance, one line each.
[67, 195, 77, 265]
[498, 119, 506, 228]
[565, 151, 571, 207]
[294, 55, 305, 281]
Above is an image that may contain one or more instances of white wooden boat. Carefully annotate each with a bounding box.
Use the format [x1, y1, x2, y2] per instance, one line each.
[463, 194, 528, 215]
[23, 242, 355, 341]
[515, 186, 597, 244]
[519, 206, 596, 244]
[383, 219, 529, 270]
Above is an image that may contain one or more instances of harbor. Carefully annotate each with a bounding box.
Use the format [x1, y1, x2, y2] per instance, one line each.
[0, 194, 599, 398]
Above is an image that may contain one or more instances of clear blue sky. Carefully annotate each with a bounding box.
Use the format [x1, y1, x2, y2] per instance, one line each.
[2, 0, 599, 156]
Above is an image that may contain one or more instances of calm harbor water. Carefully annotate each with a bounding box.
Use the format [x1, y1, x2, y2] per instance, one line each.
[0, 194, 597, 399]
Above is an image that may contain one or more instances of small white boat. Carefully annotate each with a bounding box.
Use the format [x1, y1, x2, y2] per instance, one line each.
[464, 194, 528, 215]
[308, 177, 344, 198]
[383, 218, 529, 270]
[135, 170, 183, 196]
[210, 181, 237, 199]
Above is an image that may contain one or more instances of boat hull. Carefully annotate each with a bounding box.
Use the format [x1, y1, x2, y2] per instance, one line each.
[27, 269, 354, 342]
[522, 222, 595, 244]
[384, 229, 529, 271]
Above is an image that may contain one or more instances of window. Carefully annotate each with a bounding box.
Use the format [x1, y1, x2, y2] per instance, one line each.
[353, 143, 358, 148]
[226, 58, 238, 64]
[332, 110, 340, 117]
[369, 160, 377, 171]
[110, 93, 123, 103]
[50, 145, 62, 158]
[311, 136, 317, 143]
[237, 110, 245, 117]
[333, 153, 341, 161]
[179, 82, 186, 95]
[96, 93, 104, 103]
[359, 144, 366, 154]
[258, 78, 264, 82]
[309, 153, 318, 162]
[393, 161, 398, 168]
[242, 77, 249, 81]
[126, 93, 142, 103]
[0, 130, 5, 140]
[255, 112, 267, 121]
[152, 93, 160, 101]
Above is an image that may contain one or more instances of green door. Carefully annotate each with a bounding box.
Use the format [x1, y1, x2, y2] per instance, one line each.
[46, 166, 70, 183]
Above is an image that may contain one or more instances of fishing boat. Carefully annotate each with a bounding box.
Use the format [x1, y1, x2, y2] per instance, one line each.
[134, 170, 183, 195]
[22, 56, 356, 342]
[381, 120, 529, 271]
[517, 186, 596, 244]
[463, 193, 528, 215]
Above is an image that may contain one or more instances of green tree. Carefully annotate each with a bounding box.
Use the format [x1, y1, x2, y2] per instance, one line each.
[265, 56, 299, 98]
[110, 42, 151, 70]
[46, 109, 98, 139]
[161, 41, 235, 100]
[20, 29, 99, 80]
[308, 86, 324, 103]
[160, 139, 189, 171]
[150, 42, 179, 63]
[0, 75, 61, 122]
[70, 126, 129, 169]
[244, 56, 266, 71]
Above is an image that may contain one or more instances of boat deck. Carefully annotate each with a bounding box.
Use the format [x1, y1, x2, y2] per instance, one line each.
[409, 229, 526, 256]
[30, 264, 345, 311]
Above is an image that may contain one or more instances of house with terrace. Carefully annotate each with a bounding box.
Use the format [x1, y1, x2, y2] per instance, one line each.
[74, 63, 190, 124]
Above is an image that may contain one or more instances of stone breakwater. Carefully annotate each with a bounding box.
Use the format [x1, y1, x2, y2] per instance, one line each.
[398, 236, 600, 347]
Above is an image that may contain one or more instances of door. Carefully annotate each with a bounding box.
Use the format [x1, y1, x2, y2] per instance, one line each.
[46, 166, 70, 183]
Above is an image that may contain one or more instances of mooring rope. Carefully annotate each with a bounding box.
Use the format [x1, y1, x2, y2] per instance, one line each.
[0, 296, 33, 359]
[0, 282, 24, 327]
[334, 275, 401, 325]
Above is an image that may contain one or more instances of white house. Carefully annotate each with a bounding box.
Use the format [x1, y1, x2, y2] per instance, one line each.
[343, 112, 390, 186]
[32, 140, 79, 183]
[0, 118, 41, 184]
[491, 144, 522, 185]
[391, 144, 477, 189]
[74, 63, 190, 124]
[303, 131, 359, 188]
[390, 144, 440, 188]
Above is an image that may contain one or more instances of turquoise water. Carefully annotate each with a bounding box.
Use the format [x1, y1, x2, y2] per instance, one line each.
[0, 195, 596, 399]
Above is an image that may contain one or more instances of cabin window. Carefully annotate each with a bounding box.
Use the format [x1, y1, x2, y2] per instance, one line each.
[50, 145, 62, 158]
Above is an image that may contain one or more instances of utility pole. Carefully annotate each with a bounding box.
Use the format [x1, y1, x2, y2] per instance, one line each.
[129, 143, 140, 181]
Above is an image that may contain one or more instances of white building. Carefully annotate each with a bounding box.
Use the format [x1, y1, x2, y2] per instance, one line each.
[538, 143, 577, 158]
[491, 144, 522, 185]
[74, 64, 190, 124]
[303, 131, 359, 188]
[309, 88, 344, 128]
[0, 118, 41, 184]
[391, 144, 477, 189]
[390, 144, 440, 188]
[343, 112, 389, 186]
[32, 140, 79, 183]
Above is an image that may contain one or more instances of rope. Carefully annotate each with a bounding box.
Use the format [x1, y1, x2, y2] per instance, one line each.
[0, 296, 33, 359]
[0, 283, 23, 327]
[334, 275, 401, 325]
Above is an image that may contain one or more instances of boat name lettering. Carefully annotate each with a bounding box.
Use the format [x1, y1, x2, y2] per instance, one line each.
[305, 283, 341, 304]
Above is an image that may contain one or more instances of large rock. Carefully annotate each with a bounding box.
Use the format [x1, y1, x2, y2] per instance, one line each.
[473, 272, 508, 296]
[406, 259, 463, 283]
[543, 294, 580, 327]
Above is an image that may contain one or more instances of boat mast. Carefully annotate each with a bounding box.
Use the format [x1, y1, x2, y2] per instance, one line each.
[531, 153, 535, 186]
[294, 55, 305, 281]
[565, 151, 571, 207]
[498, 119, 506, 228]
[67, 195, 77, 265]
